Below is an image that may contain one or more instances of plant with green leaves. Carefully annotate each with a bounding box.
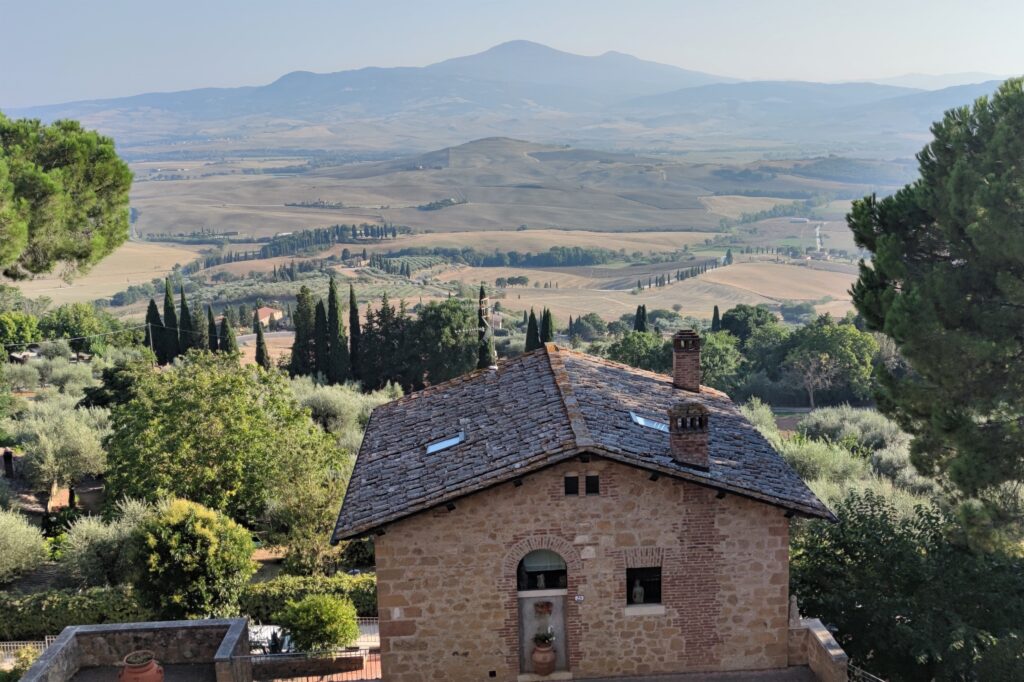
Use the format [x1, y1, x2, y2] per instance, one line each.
[106, 352, 338, 526]
[0, 509, 48, 584]
[274, 594, 359, 652]
[127, 498, 256, 619]
[850, 78, 1024, 542]
[0, 113, 132, 279]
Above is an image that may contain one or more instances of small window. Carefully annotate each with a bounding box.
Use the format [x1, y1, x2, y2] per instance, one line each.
[564, 476, 579, 496]
[626, 567, 662, 605]
[630, 411, 669, 433]
[425, 432, 464, 454]
[585, 475, 600, 495]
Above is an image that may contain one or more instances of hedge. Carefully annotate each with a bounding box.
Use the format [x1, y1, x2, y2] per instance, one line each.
[0, 586, 152, 640]
[239, 573, 377, 622]
[0, 573, 377, 639]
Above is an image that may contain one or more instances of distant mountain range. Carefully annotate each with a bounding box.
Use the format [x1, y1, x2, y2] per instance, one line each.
[5, 41, 1009, 158]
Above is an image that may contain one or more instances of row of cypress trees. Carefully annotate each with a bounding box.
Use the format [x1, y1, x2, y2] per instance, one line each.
[524, 307, 555, 352]
[287, 277, 353, 384]
[144, 279, 238, 364]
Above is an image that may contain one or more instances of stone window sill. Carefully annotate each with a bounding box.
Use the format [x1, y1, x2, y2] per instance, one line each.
[518, 672, 573, 682]
[517, 589, 568, 598]
[624, 604, 666, 616]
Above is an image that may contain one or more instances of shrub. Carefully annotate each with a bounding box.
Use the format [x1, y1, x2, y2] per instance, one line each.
[797, 405, 908, 453]
[3, 362, 39, 391]
[128, 499, 256, 619]
[239, 573, 377, 621]
[778, 437, 870, 484]
[37, 340, 73, 360]
[0, 509, 48, 584]
[0, 586, 150, 639]
[61, 507, 144, 587]
[274, 594, 359, 651]
[0, 645, 41, 681]
[46, 362, 96, 396]
[871, 444, 939, 496]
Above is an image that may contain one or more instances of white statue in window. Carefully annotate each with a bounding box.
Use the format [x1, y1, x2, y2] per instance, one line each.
[536, 573, 546, 589]
[631, 578, 645, 604]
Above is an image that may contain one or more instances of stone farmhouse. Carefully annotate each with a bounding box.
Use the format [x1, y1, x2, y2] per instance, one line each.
[333, 331, 849, 681]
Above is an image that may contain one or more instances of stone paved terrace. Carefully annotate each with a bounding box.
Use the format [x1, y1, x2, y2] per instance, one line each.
[576, 667, 817, 682]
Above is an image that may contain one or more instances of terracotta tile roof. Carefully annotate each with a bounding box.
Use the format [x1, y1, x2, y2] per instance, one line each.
[332, 343, 834, 541]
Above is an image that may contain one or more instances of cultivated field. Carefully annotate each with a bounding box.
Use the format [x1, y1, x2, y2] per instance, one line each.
[437, 260, 856, 322]
[11, 241, 206, 305]
[358, 229, 718, 255]
[697, 195, 793, 219]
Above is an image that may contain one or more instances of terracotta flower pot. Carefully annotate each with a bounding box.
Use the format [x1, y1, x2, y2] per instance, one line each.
[531, 643, 556, 676]
[119, 650, 164, 682]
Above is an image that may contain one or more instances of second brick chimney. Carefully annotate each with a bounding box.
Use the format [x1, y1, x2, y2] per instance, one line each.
[672, 329, 701, 392]
[668, 401, 710, 470]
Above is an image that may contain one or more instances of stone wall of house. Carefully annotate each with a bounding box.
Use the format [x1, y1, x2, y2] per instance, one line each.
[373, 458, 791, 682]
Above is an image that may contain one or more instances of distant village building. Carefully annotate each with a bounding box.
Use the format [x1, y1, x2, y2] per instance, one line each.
[255, 307, 283, 327]
[333, 332, 849, 681]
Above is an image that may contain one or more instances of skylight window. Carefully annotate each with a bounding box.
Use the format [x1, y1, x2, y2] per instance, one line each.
[425, 432, 465, 454]
[630, 411, 669, 433]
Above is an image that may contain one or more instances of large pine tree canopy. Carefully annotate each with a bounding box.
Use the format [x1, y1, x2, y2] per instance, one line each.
[850, 78, 1024, 505]
[0, 113, 132, 279]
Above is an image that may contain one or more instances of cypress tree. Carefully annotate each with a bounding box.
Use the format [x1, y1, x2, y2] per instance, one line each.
[327, 277, 349, 384]
[255, 322, 271, 370]
[178, 287, 194, 353]
[253, 309, 260, 335]
[540, 308, 554, 343]
[635, 305, 649, 333]
[633, 305, 644, 332]
[711, 305, 721, 332]
[162, 279, 180, 360]
[567, 315, 574, 338]
[289, 286, 316, 376]
[477, 284, 495, 369]
[144, 299, 163, 362]
[349, 285, 361, 381]
[207, 306, 219, 351]
[525, 310, 541, 352]
[314, 300, 330, 378]
[219, 317, 238, 354]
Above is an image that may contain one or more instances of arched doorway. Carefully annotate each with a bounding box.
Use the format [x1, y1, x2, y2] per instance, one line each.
[517, 549, 569, 673]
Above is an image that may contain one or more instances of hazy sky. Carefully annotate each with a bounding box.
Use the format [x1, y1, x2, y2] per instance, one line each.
[2, 0, 1022, 107]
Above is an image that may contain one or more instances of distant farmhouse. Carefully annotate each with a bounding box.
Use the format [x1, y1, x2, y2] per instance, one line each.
[333, 332, 849, 681]
[254, 306, 283, 327]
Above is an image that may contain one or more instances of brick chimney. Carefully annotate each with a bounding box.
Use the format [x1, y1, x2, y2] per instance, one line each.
[668, 401, 710, 470]
[671, 329, 701, 392]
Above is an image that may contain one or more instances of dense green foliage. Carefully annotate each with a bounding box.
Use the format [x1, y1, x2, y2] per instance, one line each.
[238, 573, 378, 621]
[60, 499, 149, 587]
[850, 78, 1024, 538]
[792, 491, 1024, 680]
[127, 499, 256, 619]
[0, 113, 132, 279]
[106, 353, 338, 525]
[0, 585, 150, 639]
[274, 594, 359, 651]
[0, 508, 48, 584]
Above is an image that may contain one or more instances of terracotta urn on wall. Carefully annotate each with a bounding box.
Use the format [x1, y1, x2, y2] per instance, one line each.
[119, 650, 164, 682]
[531, 631, 556, 676]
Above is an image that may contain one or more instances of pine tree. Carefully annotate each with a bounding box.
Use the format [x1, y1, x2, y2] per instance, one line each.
[349, 285, 361, 381]
[326, 277, 349, 384]
[162, 279, 180, 361]
[207, 306, 219, 351]
[314, 299, 330, 378]
[144, 299, 163, 361]
[711, 305, 721, 332]
[525, 310, 541, 352]
[219, 317, 238, 354]
[255, 322, 271, 370]
[289, 286, 316, 376]
[178, 287, 194, 353]
[540, 308, 554, 343]
[477, 284, 495, 369]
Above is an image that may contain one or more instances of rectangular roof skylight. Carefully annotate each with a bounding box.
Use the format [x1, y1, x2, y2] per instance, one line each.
[426, 432, 465, 454]
[630, 411, 669, 433]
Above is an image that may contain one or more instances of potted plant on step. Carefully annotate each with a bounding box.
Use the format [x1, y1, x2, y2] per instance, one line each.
[531, 630, 556, 676]
[119, 650, 164, 682]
